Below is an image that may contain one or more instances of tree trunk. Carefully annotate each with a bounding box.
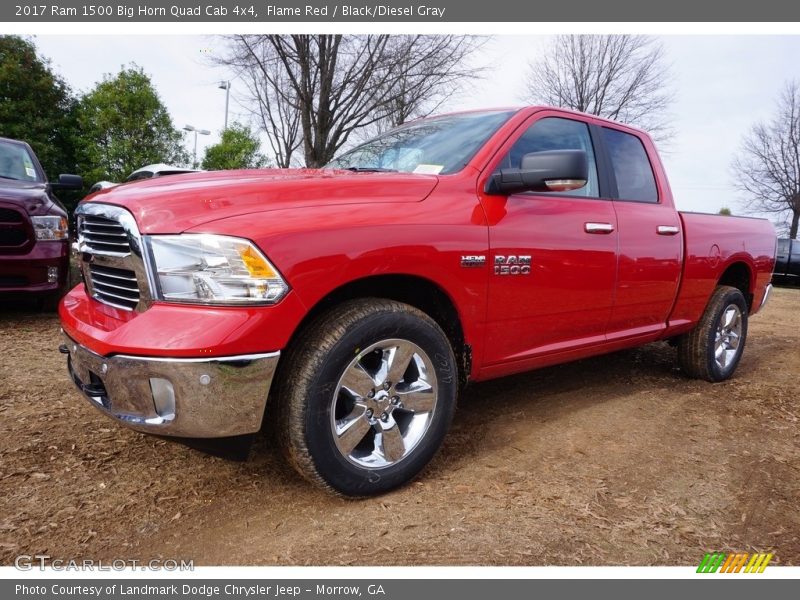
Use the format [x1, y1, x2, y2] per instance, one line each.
[791, 209, 799, 240]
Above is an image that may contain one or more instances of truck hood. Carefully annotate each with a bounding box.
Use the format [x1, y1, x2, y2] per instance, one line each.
[0, 180, 49, 212]
[0, 179, 65, 217]
[84, 168, 440, 234]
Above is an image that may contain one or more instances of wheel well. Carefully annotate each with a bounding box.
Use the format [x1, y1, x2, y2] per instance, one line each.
[718, 262, 753, 309]
[289, 275, 469, 389]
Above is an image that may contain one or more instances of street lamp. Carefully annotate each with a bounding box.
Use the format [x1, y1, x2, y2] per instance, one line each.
[183, 124, 210, 168]
[218, 80, 231, 130]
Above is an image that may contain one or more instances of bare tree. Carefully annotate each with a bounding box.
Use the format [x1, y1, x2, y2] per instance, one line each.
[732, 81, 800, 239]
[241, 57, 302, 168]
[367, 35, 482, 129]
[215, 35, 482, 168]
[525, 35, 673, 141]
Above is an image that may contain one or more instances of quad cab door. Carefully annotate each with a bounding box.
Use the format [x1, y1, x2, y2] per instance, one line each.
[600, 126, 683, 339]
[478, 112, 619, 369]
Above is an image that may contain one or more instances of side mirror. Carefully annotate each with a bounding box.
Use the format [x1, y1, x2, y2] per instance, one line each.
[50, 174, 83, 191]
[485, 150, 588, 195]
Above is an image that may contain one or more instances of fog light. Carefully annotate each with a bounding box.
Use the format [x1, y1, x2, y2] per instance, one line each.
[47, 266, 59, 283]
[149, 378, 176, 420]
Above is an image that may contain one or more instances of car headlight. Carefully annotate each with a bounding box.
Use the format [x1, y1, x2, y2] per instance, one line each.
[147, 234, 289, 305]
[32, 215, 68, 241]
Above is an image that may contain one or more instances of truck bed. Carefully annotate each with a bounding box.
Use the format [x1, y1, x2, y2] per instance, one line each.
[669, 212, 776, 330]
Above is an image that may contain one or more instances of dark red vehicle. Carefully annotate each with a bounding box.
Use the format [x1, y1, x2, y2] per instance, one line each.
[0, 137, 82, 309]
[60, 108, 776, 496]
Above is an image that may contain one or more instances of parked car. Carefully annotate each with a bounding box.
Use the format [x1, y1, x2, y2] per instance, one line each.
[773, 238, 800, 285]
[59, 107, 776, 496]
[87, 164, 199, 194]
[0, 136, 82, 309]
[86, 181, 118, 194]
[124, 163, 200, 182]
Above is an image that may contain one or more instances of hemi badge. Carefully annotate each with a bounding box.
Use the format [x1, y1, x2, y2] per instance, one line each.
[461, 255, 486, 268]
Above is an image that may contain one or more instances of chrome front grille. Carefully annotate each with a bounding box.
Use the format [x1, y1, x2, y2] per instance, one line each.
[87, 264, 140, 310]
[78, 214, 131, 255]
[75, 203, 152, 312]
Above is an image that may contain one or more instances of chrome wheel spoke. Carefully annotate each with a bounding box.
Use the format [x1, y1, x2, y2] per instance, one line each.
[723, 307, 737, 327]
[717, 345, 728, 367]
[337, 401, 367, 426]
[724, 348, 737, 367]
[335, 410, 372, 455]
[378, 419, 406, 463]
[340, 363, 376, 398]
[396, 381, 436, 413]
[372, 355, 390, 388]
[728, 331, 740, 348]
[385, 343, 415, 385]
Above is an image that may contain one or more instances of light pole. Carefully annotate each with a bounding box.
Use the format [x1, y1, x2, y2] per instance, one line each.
[218, 80, 231, 130]
[183, 124, 210, 169]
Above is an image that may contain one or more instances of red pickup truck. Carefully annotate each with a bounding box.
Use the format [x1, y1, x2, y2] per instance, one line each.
[60, 107, 776, 496]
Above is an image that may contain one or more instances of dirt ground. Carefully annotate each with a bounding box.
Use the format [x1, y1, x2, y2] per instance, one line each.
[1, 288, 798, 566]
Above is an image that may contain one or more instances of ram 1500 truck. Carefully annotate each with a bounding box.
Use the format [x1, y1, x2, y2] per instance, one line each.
[59, 107, 776, 496]
[0, 137, 82, 309]
[773, 238, 800, 285]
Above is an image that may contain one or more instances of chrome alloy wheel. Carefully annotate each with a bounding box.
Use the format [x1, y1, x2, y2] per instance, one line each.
[714, 304, 743, 370]
[330, 339, 438, 469]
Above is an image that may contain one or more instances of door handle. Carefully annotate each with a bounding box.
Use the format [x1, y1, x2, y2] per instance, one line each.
[584, 222, 615, 234]
[657, 225, 680, 236]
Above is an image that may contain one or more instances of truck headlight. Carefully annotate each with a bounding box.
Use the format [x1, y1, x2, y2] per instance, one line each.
[147, 234, 289, 305]
[32, 215, 68, 241]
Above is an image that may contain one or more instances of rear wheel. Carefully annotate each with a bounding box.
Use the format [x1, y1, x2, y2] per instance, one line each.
[276, 299, 458, 496]
[677, 285, 748, 382]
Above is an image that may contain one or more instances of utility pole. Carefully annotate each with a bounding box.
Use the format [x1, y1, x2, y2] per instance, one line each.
[218, 80, 231, 130]
[183, 124, 210, 169]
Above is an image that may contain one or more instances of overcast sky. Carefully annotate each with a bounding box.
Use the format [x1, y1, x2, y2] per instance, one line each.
[32, 34, 800, 222]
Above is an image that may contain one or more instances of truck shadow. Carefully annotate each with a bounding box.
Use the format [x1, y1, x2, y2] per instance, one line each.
[0, 297, 50, 316]
[425, 340, 689, 477]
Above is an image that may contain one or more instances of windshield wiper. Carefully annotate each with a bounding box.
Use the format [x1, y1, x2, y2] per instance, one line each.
[343, 166, 398, 173]
[0, 175, 22, 181]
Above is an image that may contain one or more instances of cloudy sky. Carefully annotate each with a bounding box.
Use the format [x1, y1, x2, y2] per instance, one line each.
[32, 34, 800, 223]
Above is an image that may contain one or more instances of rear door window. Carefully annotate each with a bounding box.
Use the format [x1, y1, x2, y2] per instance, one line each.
[602, 128, 658, 203]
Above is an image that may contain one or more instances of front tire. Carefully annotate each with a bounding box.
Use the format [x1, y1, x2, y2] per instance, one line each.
[677, 285, 749, 382]
[276, 299, 458, 496]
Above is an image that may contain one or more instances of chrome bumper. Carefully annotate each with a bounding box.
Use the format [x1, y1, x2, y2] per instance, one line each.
[61, 332, 279, 438]
[758, 283, 773, 313]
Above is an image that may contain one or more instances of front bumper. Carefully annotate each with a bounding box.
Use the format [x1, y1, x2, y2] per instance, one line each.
[62, 332, 279, 438]
[0, 240, 69, 293]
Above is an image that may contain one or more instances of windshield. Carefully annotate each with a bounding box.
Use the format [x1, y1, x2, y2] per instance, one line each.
[0, 140, 42, 183]
[126, 171, 154, 182]
[326, 110, 516, 175]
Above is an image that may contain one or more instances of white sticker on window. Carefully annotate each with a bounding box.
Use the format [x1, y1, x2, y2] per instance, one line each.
[413, 164, 444, 175]
[25, 167, 36, 178]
